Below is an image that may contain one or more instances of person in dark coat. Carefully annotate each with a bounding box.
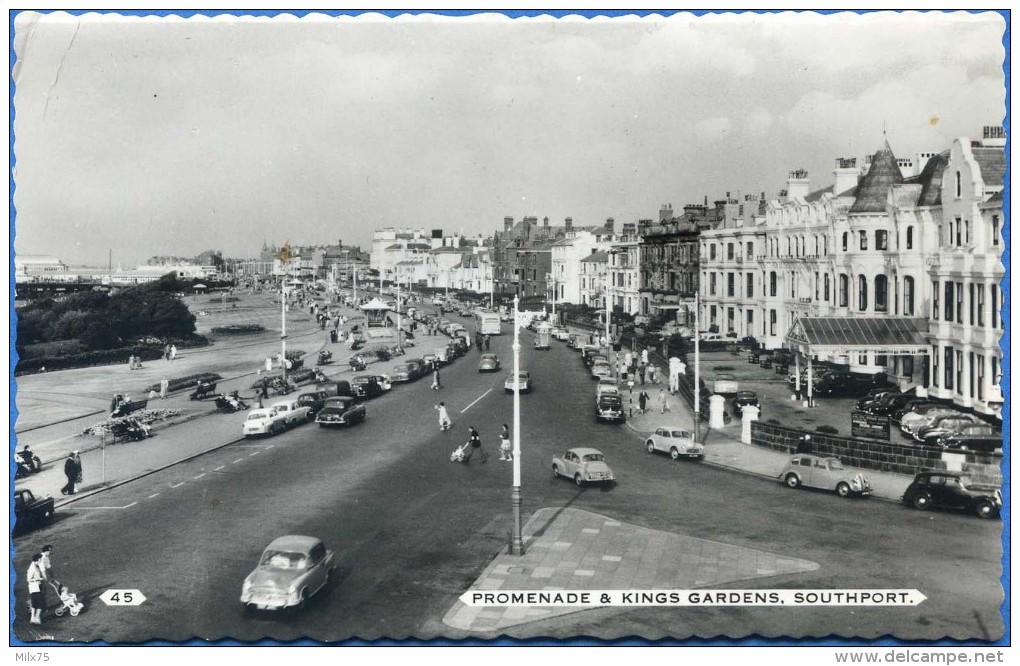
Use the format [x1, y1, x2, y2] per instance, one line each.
[638, 390, 649, 414]
[61, 451, 81, 495]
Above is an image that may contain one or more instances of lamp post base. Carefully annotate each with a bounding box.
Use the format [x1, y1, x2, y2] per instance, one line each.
[510, 485, 524, 556]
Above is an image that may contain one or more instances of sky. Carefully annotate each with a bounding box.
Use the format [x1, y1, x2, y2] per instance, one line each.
[11, 10, 1006, 267]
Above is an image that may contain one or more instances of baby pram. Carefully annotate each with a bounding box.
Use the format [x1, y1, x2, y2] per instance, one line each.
[450, 441, 473, 463]
[52, 583, 85, 617]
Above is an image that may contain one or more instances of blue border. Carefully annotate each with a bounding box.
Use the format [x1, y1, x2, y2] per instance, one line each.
[8, 7, 1011, 648]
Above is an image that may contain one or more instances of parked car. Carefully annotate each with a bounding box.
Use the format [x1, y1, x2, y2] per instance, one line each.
[595, 378, 619, 398]
[698, 332, 724, 342]
[552, 447, 616, 487]
[901, 471, 1001, 518]
[316, 380, 355, 399]
[270, 399, 312, 427]
[814, 372, 894, 398]
[779, 454, 872, 497]
[14, 489, 54, 533]
[855, 386, 902, 409]
[240, 535, 335, 612]
[432, 296, 445, 306]
[389, 362, 419, 383]
[595, 393, 625, 423]
[591, 360, 613, 381]
[732, 390, 760, 416]
[315, 396, 367, 427]
[370, 374, 392, 392]
[891, 400, 941, 424]
[553, 327, 571, 341]
[901, 408, 967, 438]
[350, 375, 384, 400]
[644, 428, 703, 460]
[296, 390, 330, 417]
[581, 345, 601, 366]
[938, 427, 1002, 453]
[243, 407, 288, 437]
[504, 371, 533, 393]
[713, 373, 739, 395]
[915, 415, 982, 445]
[478, 353, 501, 372]
[862, 392, 917, 416]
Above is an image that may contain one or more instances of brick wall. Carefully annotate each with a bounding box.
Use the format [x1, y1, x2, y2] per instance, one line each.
[750, 422, 1002, 485]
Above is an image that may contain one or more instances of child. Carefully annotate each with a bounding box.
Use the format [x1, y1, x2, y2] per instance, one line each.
[435, 402, 452, 431]
[499, 424, 512, 461]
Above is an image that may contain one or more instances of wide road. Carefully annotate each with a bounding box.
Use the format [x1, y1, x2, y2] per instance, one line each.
[13, 313, 1003, 642]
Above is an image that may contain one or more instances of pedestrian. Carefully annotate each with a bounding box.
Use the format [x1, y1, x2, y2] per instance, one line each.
[648, 364, 658, 385]
[265, 357, 273, 373]
[464, 426, 487, 464]
[40, 544, 58, 591]
[170, 345, 178, 361]
[160, 377, 169, 400]
[435, 402, 452, 431]
[127, 354, 135, 371]
[624, 350, 633, 371]
[641, 348, 649, 367]
[484, 334, 490, 350]
[659, 389, 671, 414]
[589, 333, 594, 344]
[61, 451, 81, 496]
[164, 344, 171, 361]
[498, 424, 512, 461]
[27, 554, 45, 625]
[110, 393, 121, 414]
[639, 362, 647, 385]
[638, 390, 648, 414]
[431, 366, 442, 390]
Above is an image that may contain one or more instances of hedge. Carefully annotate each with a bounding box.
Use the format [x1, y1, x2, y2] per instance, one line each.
[16, 346, 165, 375]
[211, 324, 265, 335]
[144, 372, 223, 394]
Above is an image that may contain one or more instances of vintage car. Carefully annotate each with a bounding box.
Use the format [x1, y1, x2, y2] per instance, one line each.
[900, 408, 967, 437]
[371, 375, 392, 391]
[901, 471, 1001, 519]
[595, 378, 619, 398]
[350, 375, 384, 400]
[814, 372, 894, 398]
[434, 346, 451, 364]
[14, 489, 54, 533]
[713, 373, 739, 395]
[315, 396, 367, 427]
[779, 454, 872, 497]
[270, 399, 312, 428]
[732, 390, 760, 416]
[553, 327, 571, 341]
[240, 535, 335, 612]
[938, 428, 1002, 453]
[645, 427, 704, 460]
[389, 362, 420, 383]
[595, 393, 625, 423]
[296, 391, 330, 417]
[504, 371, 533, 394]
[478, 353, 501, 372]
[243, 407, 288, 437]
[552, 447, 616, 487]
[591, 360, 613, 381]
[915, 415, 982, 445]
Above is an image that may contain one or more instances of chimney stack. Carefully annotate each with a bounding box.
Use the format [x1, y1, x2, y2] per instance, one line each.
[605, 217, 615, 232]
[786, 169, 810, 199]
[504, 216, 514, 232]
[565, 217, 573, 231]
[543, 216, 549, 227]
[833, 158, 859, 196]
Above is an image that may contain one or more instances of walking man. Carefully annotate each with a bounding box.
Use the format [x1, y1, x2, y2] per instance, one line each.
[464, 426, 487, 464]
[431, 365, 442, 390]
[60, 451, 81, 495]
[170, 345, 178, 361]
[658, 388, 671, 414]
[159, 377, 169, 400]
[435, 402, 452, 431]
[638, 390, 649, 414]
[498, 424, 512, 461]
[639, 362, 647, 385]
[27, 554, 45, 625]
[484, 334, 490, 350]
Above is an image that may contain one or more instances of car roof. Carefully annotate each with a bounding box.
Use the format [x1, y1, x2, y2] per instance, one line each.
[481, 353, 497, 358]
[568, 447, 604, 456]
[324, 396, 355, 405]
[248, 408, 275, 415]
[264, 535, 322, 553]
[352, 375, 376, 381]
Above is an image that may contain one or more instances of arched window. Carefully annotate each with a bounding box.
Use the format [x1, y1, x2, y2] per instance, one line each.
[906, 226, 914, 250]
[858, 275, 869, 311]
[875, 274, 888, 312]
[903, 276, 915, 315]
[839, 274, 849, 307]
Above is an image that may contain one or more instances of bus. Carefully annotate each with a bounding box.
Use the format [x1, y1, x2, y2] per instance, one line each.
[476, 310, 502, 335]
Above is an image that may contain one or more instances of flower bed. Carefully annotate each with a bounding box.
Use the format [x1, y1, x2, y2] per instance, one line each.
[144, 372, 223, 394]
[80, 408, 184, 437]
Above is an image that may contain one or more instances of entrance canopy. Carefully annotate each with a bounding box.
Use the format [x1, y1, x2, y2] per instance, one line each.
[785, 317, 930, 357]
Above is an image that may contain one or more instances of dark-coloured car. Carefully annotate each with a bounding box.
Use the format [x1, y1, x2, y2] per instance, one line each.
[14, 489, 54, 533]
[732, 390, 761, 416]
[863, 392, 917, 416]
[815, 372, 894, 398]
[296, 390, 330, 417]
[595, 393, 625, 423]
[316, 380, 355, 399]
[915, 415, 982, 445]
[315, 396, 367, 427]
[901, 471, 1001, 519]
[478, 353, 501, 372]
[351, 375, 383, 400]
[938, 428, 1002, 453]
[389, 362, 418, 383]
[856, 387, 903, 411]
[891, 400, 942, 425]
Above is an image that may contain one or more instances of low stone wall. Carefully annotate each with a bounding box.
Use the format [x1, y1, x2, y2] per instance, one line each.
[750, 422, 1003, 485]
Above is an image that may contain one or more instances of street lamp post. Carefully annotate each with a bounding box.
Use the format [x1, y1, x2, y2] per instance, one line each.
[281, 278, 289, 382]
[692, 290, 701, 443]
[510, 295, 524, 555]
[396, 283, 403, 352]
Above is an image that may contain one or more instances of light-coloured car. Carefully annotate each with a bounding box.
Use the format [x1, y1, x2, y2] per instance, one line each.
[779, 454, 872, 497]
[243, 407, 287, 437]
[713, 373, 739, 395]
[270, 399, 312, 428]
[478, 353, 501, 372]
[591, 360, 613, 381]
[596, 379, 620, 399]
[645, 428, 704, 460]
[504, 371, 533, 393]
[553, 327, 571, 341]
[552, 447, 616, 487]
[900, 408, 965, 437]
[240, 535, 334, 612]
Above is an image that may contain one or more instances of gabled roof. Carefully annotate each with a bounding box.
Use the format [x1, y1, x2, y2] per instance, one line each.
[581, 250, 609, 263]
[916, 150, 949, 207]
[850, 141, 904, 214]
[804, 184, 833, 203]
[972, 146, 1006, 190]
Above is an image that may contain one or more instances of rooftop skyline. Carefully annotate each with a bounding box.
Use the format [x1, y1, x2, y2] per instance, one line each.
[12, 10, 1005, 266]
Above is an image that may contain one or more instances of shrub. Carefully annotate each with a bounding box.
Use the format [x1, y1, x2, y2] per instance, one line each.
[210, 296, 240, 303]
[816, 425, 839, 434]
[16, 346, 166, 375]
[766, 419, 780, 425]
[211, 324, 265, 336]
[713, 365, 735, 371]
[144, 372, 223, 394]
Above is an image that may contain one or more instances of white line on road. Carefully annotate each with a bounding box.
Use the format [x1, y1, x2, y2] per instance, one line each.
[214, 466, 225, 471]
[233, 459, 243, 463]
[461, 389, 493, 413]
[193, 473, 205, 479]
[249, 451, 260, 456]
[76, 502, 137, 510]
[171, 482, 185, 488]
[148, 493, 160, 499]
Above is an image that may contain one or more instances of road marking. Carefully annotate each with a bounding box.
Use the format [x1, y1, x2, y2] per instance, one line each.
[249, 451, 260, 456]
[214, 466, 225, 471]
[148, 493, 160, 499]
[233, 458, 244, 463]
[76, 502, 137, 510]
[193, 473, 206, 479]
[461, 389, 493, 413]
[171, 482, 185, 488]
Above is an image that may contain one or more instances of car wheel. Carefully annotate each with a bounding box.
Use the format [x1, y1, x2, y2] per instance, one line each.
[976, 501, 997, 519]
[784, 473, 801, 489]
[670, 447, 680, 461]
[552, 464, 560, 478]
[836, 482, 851, 498]
[912, 493, 932, 511]
[646, 441, 656, 453]
[574, 474, 584, 487]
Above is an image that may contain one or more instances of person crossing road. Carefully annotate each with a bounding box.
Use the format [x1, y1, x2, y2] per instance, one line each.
[435, 402, 452, 431]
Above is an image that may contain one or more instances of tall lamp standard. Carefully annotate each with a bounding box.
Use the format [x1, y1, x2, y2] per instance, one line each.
[281, 278, 302, 383]
[510, 295, 524, 555]
[679, 290, 701, 442]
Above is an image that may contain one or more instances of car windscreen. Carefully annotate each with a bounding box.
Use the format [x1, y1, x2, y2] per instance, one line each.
[247, 413, 268, 421]
[670, 430, 692, 438]
[582, 454, 604, 462]
[829, 460, 845, 470]
[259, 550, 308, 570]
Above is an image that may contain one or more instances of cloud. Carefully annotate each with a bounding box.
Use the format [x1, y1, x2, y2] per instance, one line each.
[745, 108, 774, 135]
[694, 117, 733, 143]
